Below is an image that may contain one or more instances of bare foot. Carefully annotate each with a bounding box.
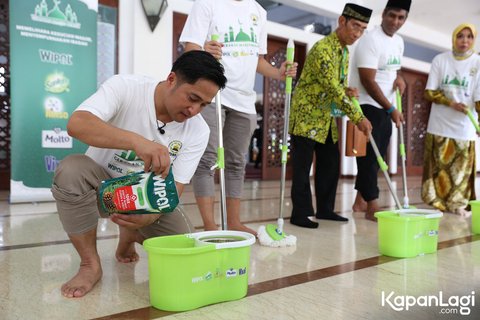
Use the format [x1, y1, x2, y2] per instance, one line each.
[365, 200, 380, 222]
[365, 211, 378, 222]
[61, 260, 102, 298]
[352, 202, 367, 212]
[228, 223, 258, 236]
[352, 193, 367, 212]
[116, 226, 141, 263]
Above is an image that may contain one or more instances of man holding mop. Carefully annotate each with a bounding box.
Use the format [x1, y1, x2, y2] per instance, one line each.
[289, 3, 373, 229]
[350, 0, 411, 221]
[180, 0, 297, 236]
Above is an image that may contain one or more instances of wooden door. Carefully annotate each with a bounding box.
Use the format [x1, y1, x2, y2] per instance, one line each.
[172, 12, 187, 61]
[261, 36, 306, 180]
[398, 68, 431, 175]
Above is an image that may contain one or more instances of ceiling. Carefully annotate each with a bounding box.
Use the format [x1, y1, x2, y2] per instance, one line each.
[259, 0, 480, 52]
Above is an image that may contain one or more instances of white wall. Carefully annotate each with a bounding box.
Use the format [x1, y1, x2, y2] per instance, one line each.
[118, 0, 192, 78]
[118, 0, 322, 78]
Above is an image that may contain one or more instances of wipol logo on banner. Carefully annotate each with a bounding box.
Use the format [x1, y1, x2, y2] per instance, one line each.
[10, 0, 98, 203]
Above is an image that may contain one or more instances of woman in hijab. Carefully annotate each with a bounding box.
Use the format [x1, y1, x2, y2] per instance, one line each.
[422, 24, 480, 216]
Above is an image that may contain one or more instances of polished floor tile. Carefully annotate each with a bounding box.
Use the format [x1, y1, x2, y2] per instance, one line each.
[1, 175, 479, 320]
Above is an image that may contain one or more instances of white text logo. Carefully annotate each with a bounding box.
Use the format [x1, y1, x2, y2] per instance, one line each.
[42, 128, 72, 148]
[382, 291, 475, 316]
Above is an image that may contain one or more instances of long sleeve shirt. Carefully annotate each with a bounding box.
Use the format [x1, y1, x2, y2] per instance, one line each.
[289, 32, 365, 143]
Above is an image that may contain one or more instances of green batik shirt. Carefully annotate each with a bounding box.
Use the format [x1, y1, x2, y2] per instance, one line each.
[289, 32, 365, 144]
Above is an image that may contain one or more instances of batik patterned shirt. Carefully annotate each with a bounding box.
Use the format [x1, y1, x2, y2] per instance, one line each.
[289, 32, 365, 143]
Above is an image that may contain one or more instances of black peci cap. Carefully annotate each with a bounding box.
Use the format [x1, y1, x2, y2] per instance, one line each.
[342, 3, 373, 23]
[385, 0, 412, 12]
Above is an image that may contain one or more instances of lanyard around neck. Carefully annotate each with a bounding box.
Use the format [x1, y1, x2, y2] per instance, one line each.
[340, 47, 347, 83]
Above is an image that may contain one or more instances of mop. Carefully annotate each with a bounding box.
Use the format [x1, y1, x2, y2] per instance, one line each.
[395, 89, 411, 208]
[466, 109, 480, 134]
[258, 39, 297, 247]
[352, 98, 403, 210]
[352, 99, 443, 220]
[210, 34, 228, 230]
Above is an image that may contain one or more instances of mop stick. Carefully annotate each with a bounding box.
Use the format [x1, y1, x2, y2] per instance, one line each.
[277, 39, 295, 235]
[352, 98, 402, 210]
[210, 34, 228, 231]
[396, 89, 409, 208]
[256, 40, 296, 247]
[368, 131, 403, 210]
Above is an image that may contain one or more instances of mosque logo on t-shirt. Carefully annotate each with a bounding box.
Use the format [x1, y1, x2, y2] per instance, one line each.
[222, 24, 258, 44]
[381, 55, 401, 71]
[442, 74, 470, 89]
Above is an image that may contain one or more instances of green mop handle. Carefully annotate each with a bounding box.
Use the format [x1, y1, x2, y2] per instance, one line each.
[285, 40, 294, 95]
[369, 133, 389, 172]
[278, 39, 294, 227]
[281, 39, 294, 164]
[351, 96, 361, 112]
[466, 109, 480, 134]
[396, 89, 406, 157]
[396, 88, 402, 113]
[210, 33, 225, 170]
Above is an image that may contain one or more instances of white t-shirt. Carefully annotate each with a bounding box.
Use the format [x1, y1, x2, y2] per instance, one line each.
[180, 0, 267, 114]
[76, 75, 210, 184]
[350, 26, 404, 109]
[426, 52, 480, 141]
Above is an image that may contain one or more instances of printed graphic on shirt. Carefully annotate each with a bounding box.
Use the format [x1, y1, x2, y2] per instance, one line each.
[218, 16, 260, 58]
[442, 74, 470, 88]
[380, 55, 401, 71]
[108, 150, 144, 176]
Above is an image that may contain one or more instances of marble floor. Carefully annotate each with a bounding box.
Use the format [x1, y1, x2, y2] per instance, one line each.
[1, 175, 479, 320]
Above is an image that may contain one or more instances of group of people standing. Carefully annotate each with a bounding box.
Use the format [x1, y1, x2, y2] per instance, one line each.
[49, 0, 480, 298]
[289, 0, 480, 228]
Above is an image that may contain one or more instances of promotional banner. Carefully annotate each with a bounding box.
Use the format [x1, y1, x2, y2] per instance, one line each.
[10, 0, 98, 202]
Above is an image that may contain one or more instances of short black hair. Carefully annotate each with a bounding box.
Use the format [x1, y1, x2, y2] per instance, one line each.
[171, 50, 227, 90]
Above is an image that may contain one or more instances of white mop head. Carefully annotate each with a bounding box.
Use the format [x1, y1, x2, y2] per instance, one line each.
[257, 225, 297, 247]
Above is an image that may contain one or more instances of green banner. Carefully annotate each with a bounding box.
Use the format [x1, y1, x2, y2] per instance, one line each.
[10, 0, 98, 202]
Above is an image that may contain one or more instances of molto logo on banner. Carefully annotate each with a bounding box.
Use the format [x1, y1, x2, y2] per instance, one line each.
[44, 96, 68, 119]
[42, 128, 72, 149]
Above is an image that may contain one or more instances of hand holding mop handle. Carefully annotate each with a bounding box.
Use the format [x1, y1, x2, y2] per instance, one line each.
[466, 109, 480, 133]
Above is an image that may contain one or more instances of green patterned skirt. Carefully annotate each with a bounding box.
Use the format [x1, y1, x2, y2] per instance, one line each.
[421, 133, 476, 212]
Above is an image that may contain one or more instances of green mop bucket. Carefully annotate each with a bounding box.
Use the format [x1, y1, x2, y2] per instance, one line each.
[143, 230, 256, 311]
[469, 200, 480, 234]
[375, 209, 443, 258]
